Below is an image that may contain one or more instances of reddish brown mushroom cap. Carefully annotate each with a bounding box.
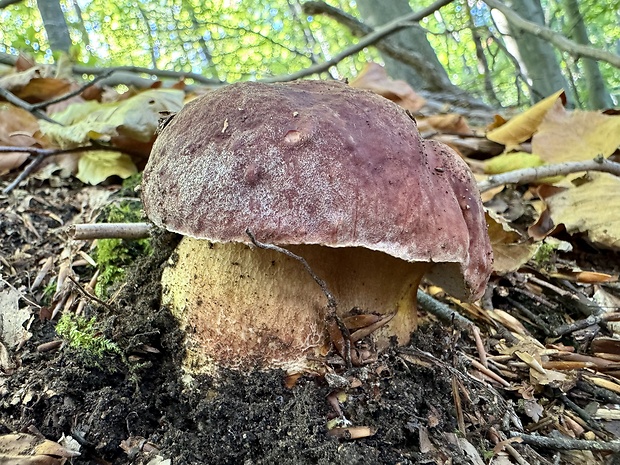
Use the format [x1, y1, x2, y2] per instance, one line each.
[142, 80, 492, 300]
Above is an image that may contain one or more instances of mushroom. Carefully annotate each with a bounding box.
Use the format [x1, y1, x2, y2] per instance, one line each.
[141, 80, 492, 372]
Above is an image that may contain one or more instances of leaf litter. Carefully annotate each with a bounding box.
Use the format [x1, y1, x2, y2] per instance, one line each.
[0, 57, 620, 464]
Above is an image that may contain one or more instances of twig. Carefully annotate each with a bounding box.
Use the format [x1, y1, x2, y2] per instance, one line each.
[262, 0, 454, 83]
[416, 289, 473, 331]
[30, 70, 116, 111]
[484, 0, 620, 68]
[550, 312, 620, 338]
[67, 223, 153, 240]
[67, 275, 114, 311]
[1, 144, 138, 194]
[510, 433, 620, 452]
[0, 87, 61, 124]
[72, 64, 223, 86]
[245, 229, 336, 309]
[301, 1, 458, 93]
[478, 157, 620, 192]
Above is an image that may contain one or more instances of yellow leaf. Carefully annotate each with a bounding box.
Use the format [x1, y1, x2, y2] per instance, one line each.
[486, 90, 564, 147]
[76, 151, 137, 185]
[484, 151, 544, 174]
[40, 89, 184, 147]
[532, 103, 620, 163]
[543, 173, 620, 250]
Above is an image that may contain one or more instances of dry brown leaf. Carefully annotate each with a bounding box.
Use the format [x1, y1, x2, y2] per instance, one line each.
[349, 62, 426, 112]
[532, 101, 620, 163]
[486, 212, 538, 274]
[14, 78, 73, 103]
[540, 173, 620, 250]
[486, 90, 564, 148]
[0, 103, 49, 174]
[419, 114, 473, 135]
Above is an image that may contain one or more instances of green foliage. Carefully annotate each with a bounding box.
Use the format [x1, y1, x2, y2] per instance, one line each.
[55, 313, 121, 361]
[0, 0, 616, 107]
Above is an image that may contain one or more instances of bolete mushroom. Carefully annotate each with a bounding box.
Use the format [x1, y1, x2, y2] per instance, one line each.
[141, 80, 492, 372]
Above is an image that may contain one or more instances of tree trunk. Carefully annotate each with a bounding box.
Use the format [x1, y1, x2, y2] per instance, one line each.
[501, 0, 570, 103]
[355, 0, 451, 92]
[36, 0, 71, 54]
[563, 0, 612, 108]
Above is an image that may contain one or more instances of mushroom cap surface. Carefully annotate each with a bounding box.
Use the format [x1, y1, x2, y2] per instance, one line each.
[142, 80, 492, 300]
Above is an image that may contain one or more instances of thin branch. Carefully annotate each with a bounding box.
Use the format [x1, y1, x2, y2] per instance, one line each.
[31, 70, 116, 111]
[72, 64, 223, 86]
[245, 228, 337, 309]
[0, 144, 134, 194]
[302, 1, 458, 94]
[416, 289, 474, 331]
[0, 88, 61, 124]
[510, 433, 620, 452]
[477, 157, 620, 192]
[67, 223, 153, 240]
[262, 0, 454, 83]
[484, 0, 620, 68]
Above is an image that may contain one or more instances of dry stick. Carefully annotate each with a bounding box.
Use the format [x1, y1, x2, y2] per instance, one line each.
[484, 0, 620, 68]
[511, 433, 620, 452]
[0, 87, 60, 124]
[551, 312, 620, 338]
[478, 157, 620, 192]
[262, 0, 454, 83]
[67, 275, 114, 311]
[1, 144, 139, 194]
[68, 223, 153, 240]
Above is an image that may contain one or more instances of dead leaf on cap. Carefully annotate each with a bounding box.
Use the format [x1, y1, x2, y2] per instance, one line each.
[350, 62, 426, 112]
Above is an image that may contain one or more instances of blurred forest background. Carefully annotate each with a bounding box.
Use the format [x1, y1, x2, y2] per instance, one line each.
[0, 0, 618, 110]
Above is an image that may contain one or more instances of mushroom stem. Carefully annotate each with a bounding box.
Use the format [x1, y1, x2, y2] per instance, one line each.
[161, 237, 429, 371]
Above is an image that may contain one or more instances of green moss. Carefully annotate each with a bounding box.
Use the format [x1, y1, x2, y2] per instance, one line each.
[55, 313, 121, 366]
[93, 178, 152, 296]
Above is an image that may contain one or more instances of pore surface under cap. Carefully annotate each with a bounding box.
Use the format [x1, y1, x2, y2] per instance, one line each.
[142, 80, 492, 300]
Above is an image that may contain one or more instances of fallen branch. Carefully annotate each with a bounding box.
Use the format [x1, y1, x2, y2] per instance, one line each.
[262, 0, 454, 83]
[67, 223, 153, 240]
[0, 87, 61, 124]
[510, 433, 620, 452]
[0, 144, 135, 194]
[477, 157, 620, 192]
[484, 0, 620, 68]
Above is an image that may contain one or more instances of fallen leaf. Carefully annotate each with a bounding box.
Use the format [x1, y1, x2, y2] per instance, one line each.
[484, 151, 544, 175]
[532, 102, 620, 163]
[486, 212, 538, 273]
[76, 151, 138, 185]
[40, 88, 184, 147]
[0, 103, 49, 174]
[0, 285, 31, 348]
[486, 90, 564, 148]
[540, 173, 620, 250]
[350, 62, 426, 112]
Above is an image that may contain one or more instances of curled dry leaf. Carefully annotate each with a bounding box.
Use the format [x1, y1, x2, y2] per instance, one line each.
[349, 62, 426, 112]
[486, 212, 539, 274]
[486, 90, 564, 148]
[0, 104, 49, 174]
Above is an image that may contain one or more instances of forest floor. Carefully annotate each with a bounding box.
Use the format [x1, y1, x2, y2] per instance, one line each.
[1, 174, 620, 465]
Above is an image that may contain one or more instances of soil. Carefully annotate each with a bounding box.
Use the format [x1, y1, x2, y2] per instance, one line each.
[0, 177, 616, 465]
